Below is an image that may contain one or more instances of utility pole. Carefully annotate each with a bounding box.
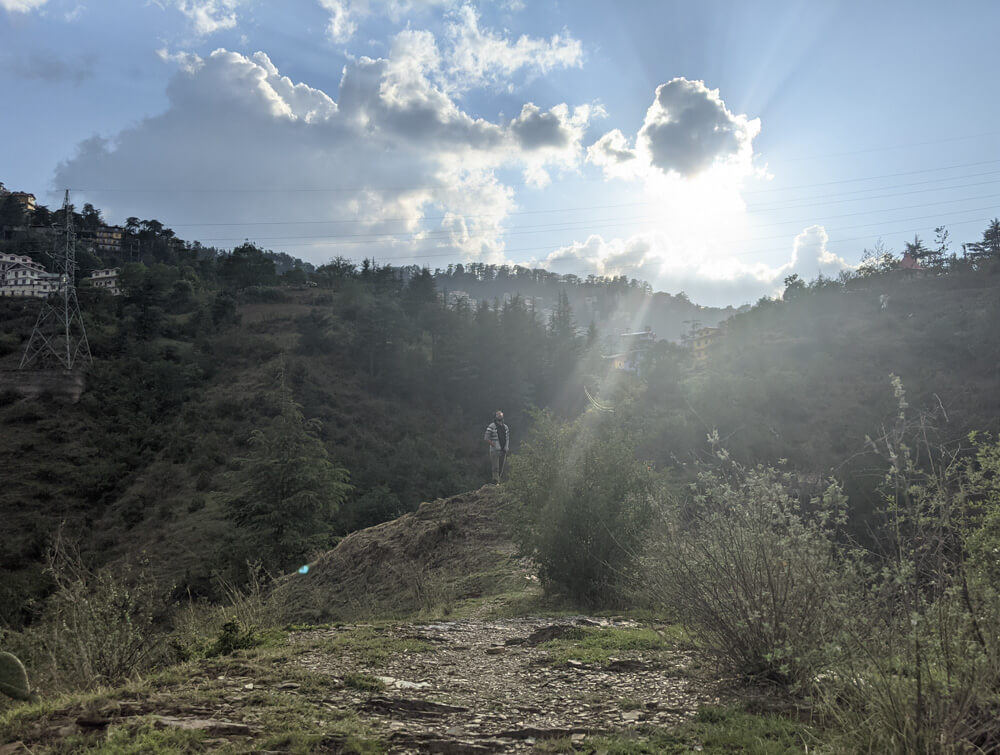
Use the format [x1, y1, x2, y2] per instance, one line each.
[20, 190, 93, 371]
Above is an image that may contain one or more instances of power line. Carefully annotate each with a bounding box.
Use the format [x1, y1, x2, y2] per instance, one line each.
[159, 190, 1000, 243]
[217, 214, 991, 263]
[761, 129, 1000, 163]
[748, 177, 1000, 212]
[191, 204, 997, 249]
[70, 156, 1000, 200]
[149, 168, 1000, 232]
[743, 159, 1000, 195]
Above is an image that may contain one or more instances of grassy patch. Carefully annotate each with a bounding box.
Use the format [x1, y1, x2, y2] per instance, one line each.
[54, 718, 208, 754]
[534, 706, 814, 754]
[257, 730, 384, 755]
[540, 626, 680, 667]
[318, 626, 433, 666]
[0, 640, 382, 753]
[343, 673, 386, 692]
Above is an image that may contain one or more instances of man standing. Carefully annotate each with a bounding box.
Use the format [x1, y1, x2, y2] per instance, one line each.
[484, 411, 510, 484]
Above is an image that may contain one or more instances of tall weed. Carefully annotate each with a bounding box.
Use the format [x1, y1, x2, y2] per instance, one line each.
[823, 380, 1000, 752]
[11, 532, 170, 692]
[646, 437, 855, 689]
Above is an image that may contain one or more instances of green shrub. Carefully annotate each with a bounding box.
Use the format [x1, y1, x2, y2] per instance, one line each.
[12, 532, 170, 692]
[823, 396, 1000, 753]
[646, 439, 854, 688]
[206, 620, 264, 657]
[505, 411, 659, 607]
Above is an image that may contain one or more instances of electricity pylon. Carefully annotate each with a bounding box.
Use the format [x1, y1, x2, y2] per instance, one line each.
[19, 190, 92, 371]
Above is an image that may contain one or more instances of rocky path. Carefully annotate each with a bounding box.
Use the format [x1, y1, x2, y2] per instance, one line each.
[1, 616, 719, 754]
[292, 617, 718, 753]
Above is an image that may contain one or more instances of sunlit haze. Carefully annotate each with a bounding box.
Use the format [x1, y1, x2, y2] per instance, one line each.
[3, 0, 999, 305]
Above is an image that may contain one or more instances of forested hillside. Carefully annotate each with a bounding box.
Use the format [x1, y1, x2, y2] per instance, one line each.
[2, 197, 999, 633]
[0, 254, 607, 625]
[624, 266, 1000, 522]
[429, 263, 735, 341]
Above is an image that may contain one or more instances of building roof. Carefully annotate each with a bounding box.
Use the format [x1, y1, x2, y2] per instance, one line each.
[898, 251, 927, 270]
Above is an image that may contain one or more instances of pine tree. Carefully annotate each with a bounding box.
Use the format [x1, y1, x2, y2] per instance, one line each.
[225, 376, 351, 571]
[904, 235, 932, 264]
[964, 218, 1000, 265]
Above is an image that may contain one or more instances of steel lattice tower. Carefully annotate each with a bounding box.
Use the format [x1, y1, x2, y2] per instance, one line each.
[19, 190, 93, 371]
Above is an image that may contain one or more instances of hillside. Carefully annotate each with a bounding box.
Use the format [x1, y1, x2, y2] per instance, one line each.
[2, 253, 999, 630]
[431, 266, 736, 341]
[0, 282, 494, 625]
[272, 485, 530, 623]
[627, 269, 1000, 508]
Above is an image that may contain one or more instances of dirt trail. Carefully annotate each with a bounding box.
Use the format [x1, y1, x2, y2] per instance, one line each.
[293, 616, 717, 753]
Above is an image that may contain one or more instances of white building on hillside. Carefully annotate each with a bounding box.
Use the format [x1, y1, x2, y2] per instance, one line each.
[0, 253, 60, 298]
[83, 267, 122, 295]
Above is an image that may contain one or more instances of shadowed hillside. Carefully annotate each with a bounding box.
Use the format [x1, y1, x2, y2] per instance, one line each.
[272, 485, 529, 623]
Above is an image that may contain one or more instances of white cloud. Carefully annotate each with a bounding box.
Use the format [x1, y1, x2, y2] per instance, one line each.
[540, 225, 853, 307]
[444, 5, 582, 92]
[316, 1, 582, 94]
[55, 43, 595, 265]
[541, 233, 774, 305]
[783, 225, 854, 280]
[156, 47, 205, 74]
[508, 102, 596, 186]
[318, 0, 358, 43]
[318, 0, 454, 44]
[175, 0, 244, 36]
[588, 78, 760, 182]
[0, 0, 47, 12]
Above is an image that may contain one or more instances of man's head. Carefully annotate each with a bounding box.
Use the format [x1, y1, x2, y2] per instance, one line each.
[495, 411, 504, 423]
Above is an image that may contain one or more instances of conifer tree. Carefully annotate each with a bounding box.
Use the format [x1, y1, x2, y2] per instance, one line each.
[226, 376, 351, 571]
[964, 218, 1000, 265]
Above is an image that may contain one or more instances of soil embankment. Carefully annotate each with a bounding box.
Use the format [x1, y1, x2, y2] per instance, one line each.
[273, 486, 526, 622]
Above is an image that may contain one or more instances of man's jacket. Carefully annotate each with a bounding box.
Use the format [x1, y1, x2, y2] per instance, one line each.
[484, 421, 510, 451]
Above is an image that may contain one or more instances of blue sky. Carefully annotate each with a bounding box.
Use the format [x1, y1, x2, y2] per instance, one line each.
[2, 0, 999, 305]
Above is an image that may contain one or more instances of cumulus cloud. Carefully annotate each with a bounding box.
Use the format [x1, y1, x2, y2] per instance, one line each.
[641, 78, 758, 177]
[56, 43, 595, 264]
[508, 102, 596, 186]
[540, 225, 853, 307]
[540, 233, 775, 306]
[0, 0, 47, 12]
[587, 129, 634, 166]
[588, 77, 760, 182]
[783, 225, 854, 279]
[175, 0, 244, 36]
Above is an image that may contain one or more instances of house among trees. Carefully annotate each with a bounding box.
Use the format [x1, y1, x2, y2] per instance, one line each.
[897, 250, 927, 272]
[82, 267, 122, 295]
[0, 183, 36, 214]
[0, 184, 38, 234]
[95, 226, 124, 255]
[442, 290, 472, 307]
[688, 326, 722, 366]
[604, 327, 656, 374]
[0, 253, 60, 298]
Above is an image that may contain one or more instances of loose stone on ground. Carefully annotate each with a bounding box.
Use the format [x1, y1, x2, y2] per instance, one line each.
[291, 617, 716, 753]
